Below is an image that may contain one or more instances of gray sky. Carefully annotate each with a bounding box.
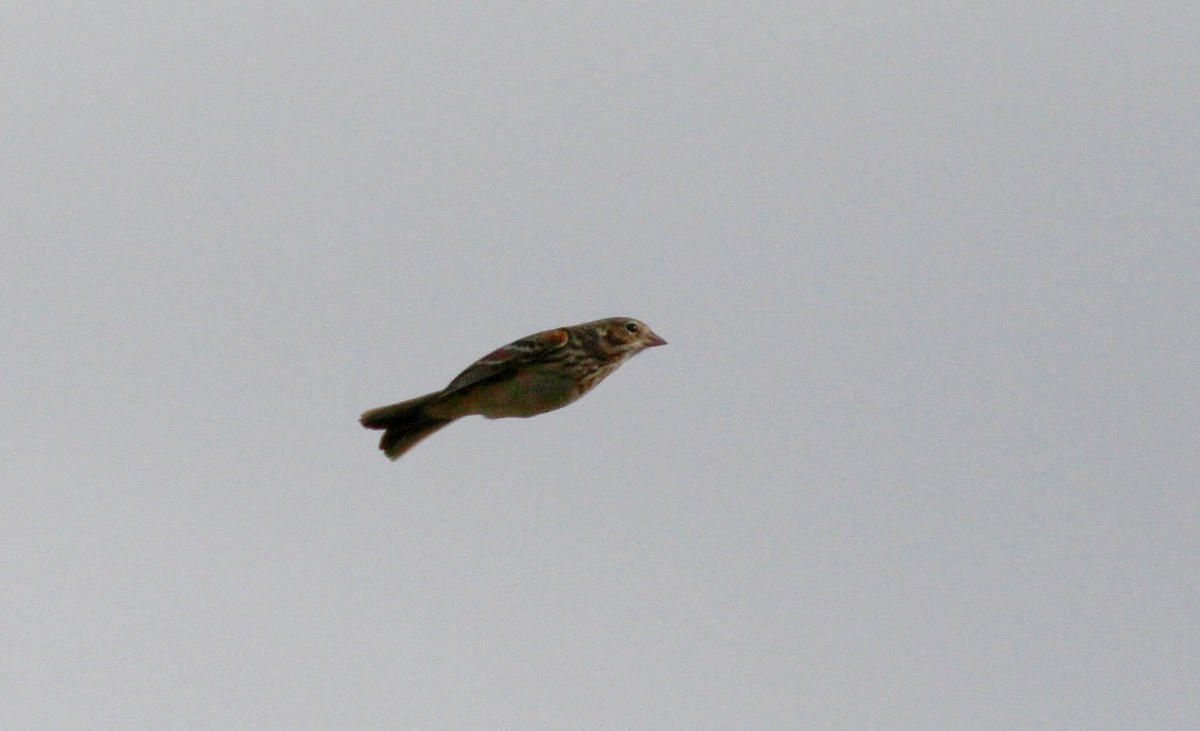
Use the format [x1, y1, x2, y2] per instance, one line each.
[4, 3, 1198, 729]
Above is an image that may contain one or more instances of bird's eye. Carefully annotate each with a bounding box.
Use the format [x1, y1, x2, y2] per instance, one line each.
[624, 322, 639, 333]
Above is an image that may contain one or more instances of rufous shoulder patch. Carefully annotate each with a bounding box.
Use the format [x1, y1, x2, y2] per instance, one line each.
[541, 329, 570, 347]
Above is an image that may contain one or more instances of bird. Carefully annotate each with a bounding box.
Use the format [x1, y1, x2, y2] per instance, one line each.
[360, 316, 667, 460]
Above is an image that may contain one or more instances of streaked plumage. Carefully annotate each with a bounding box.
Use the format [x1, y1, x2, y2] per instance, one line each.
[360, 317, 666, 460]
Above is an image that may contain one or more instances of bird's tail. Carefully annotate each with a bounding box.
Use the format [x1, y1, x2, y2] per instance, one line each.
[360, 392, 454, 461]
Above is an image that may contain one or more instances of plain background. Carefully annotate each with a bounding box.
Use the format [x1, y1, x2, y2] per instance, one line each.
[3, 3, 1198, 729]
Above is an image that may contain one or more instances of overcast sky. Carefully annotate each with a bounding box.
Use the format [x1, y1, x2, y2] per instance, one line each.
[4, 3, 1198, 729]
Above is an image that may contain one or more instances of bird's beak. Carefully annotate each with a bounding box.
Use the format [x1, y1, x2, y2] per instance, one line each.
[644, 331, 667, 348]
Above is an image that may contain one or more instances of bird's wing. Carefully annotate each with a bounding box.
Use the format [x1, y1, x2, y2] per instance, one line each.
[443, 328, 569, 393]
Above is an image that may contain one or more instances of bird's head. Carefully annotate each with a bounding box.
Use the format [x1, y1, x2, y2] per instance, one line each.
[595, 317, 667, 354]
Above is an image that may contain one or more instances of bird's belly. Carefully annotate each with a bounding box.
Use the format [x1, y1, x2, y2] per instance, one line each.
[465, 370, 581, 419]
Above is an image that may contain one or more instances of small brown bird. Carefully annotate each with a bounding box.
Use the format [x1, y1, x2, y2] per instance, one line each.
[360, 317, 667, 460]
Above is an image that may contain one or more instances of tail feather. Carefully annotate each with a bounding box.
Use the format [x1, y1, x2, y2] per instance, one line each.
[360, 392, 454, 460]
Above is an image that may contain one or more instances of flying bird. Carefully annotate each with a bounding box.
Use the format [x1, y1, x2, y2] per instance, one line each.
[360, 317, 667, 460]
